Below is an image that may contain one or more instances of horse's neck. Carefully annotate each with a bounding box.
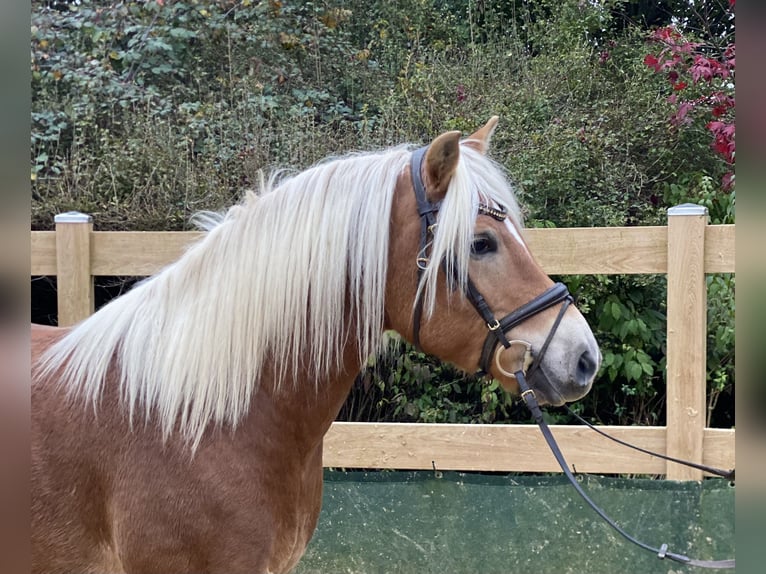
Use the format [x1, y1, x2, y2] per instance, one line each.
[240, 343, 363, 451]
[275, 369, 356, 442]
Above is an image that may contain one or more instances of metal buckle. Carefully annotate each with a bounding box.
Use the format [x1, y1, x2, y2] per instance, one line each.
[487, 319, 501, 331]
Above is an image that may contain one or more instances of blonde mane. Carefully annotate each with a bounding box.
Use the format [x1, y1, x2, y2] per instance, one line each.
[36, 142, 523, 449]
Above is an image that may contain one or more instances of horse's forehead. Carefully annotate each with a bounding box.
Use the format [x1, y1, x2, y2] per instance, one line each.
[502, 216, 526, 248]
[479, 196, 527, 250]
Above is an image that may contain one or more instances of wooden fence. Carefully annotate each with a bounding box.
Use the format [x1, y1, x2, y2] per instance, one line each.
[31, 205, 735, 481]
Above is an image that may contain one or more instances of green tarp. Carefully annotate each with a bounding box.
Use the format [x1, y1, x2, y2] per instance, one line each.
[295, 471, 734, 574]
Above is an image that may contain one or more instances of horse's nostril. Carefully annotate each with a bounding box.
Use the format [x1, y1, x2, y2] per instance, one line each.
[576, 349, 598, 385]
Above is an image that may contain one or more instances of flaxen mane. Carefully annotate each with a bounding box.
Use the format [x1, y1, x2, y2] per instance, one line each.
[36, 142, 523, 449]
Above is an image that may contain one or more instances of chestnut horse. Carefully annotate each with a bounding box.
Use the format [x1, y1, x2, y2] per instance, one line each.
[32, 118, 600, 574]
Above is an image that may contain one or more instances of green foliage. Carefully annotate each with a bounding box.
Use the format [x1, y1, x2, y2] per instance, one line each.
[31, 0, 375, 228]
[586, 276, 666, 424]
[31, 0, 734, 428]
[338, 337, 525, 425]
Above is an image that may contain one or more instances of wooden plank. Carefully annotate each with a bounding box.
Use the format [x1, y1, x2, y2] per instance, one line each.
[523, 226, 668, 274]
[702, 427, 736, 471]
[30, 216, 736, 478]
[665, 206, 708, 480]
[323, 422, 734, 475]
[31, 231, 57, 275]
[91, 231, 204, 276]
[704, 224, 735, 272]
[33, 225, 735, 277]
[524, 224, 733, 274]
[54, 213, 94, 326]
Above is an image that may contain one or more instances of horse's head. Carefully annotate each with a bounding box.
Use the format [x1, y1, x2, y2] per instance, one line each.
[386, 117, 600, 406]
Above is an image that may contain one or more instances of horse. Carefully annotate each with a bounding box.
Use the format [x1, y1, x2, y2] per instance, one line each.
[31, 117, 601, 574]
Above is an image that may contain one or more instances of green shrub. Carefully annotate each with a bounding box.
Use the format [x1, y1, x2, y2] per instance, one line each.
[31, 0, 734, 428]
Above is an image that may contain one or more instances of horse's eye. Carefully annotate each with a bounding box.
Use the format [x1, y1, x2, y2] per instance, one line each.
[471, 234, 497, 257]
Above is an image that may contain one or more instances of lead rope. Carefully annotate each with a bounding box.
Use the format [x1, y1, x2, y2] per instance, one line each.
[516, 371, 735, 570]
[563, 406, 734, 480]
[407, 143, 732, 567]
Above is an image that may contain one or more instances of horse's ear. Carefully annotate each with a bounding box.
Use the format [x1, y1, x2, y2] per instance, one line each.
[424, 130, 461, 201]
[463, 116, 499, 154]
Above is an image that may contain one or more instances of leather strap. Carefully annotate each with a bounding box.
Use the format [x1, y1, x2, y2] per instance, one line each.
[517, 372, 735, 570]
[410, 146, 437, 351]
[564, 405, 735, 480]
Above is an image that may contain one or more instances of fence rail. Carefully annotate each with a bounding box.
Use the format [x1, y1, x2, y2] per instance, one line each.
[30, 206, 735, 480]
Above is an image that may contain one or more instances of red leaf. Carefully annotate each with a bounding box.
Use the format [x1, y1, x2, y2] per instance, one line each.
[672, 101, 695, 126]
[651, 27, 681, 44]
[644, 54, 660, 71]
[707, 120, 725, 133]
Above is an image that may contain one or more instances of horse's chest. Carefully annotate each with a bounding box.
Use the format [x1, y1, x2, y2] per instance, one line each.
[266, 447, 325, 573]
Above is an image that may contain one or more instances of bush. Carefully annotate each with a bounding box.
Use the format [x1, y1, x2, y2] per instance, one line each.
[31, 0, 734, 428]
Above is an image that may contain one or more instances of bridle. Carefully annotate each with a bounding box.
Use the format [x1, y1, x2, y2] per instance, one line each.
[409, 145, 572, 378]
[407, 145, 735, 570]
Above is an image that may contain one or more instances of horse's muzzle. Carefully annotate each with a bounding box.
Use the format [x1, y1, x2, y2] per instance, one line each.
[532, 344, 600, 406]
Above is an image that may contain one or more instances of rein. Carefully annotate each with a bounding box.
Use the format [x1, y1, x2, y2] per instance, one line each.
[563, 405, 734, 480]
[408, 145, 735, 570]
[517, 370, 735, 570]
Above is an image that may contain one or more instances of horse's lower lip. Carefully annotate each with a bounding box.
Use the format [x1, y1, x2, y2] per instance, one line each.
[537, 384, 587, 406]
[530, 390, 563, 407]
[532, 364, 593, 405]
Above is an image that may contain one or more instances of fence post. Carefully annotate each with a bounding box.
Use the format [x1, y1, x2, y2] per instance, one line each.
[666, 204, 707, 481]
[54, 211, 94, 326]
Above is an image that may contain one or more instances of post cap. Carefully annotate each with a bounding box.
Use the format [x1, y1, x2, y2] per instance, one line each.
[54, 211, 93, 223]
[667, 203, 708, 216]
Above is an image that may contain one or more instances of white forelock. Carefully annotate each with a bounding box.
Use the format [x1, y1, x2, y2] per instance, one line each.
[416, 144, 524, 317]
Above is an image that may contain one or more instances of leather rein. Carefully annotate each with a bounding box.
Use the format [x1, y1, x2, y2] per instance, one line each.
[408, 145, 735, 570]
